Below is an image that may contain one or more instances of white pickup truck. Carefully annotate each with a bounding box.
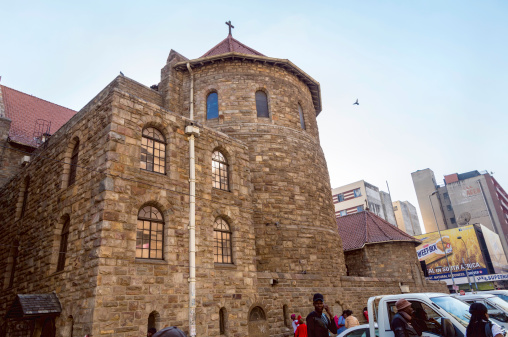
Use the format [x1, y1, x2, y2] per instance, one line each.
[363, 293, 471, 337]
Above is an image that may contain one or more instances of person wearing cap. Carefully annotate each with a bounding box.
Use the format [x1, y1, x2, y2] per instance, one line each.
[152, 326, 187, 337]
[291, 313, 299, 335]
[391, 299, 419, 337]
[466, 302, 503, 337]
[306, 293, 338, 337]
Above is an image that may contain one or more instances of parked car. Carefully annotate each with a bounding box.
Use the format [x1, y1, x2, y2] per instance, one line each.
[336, 323, 378, 337]
[452, 293, 508, 329]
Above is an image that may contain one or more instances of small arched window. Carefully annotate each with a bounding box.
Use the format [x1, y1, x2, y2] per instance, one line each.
[68, 140, 79, 186]
[137, 206, 164, 259]
[249, 306, 266, 321]
[212, 151, 229, 191]
[255, 91, 269, 118]
[283, 305, 290, 328]
[148, 311, 160, 332]
[298, 104, 306, 130]
[141, 127, 166, 174]
[207, 92, 219, 120]
[213, 218, 232, 264]
[219, 307, 227, 335]
[20, 176, 30, 218]
[57, 218, 70, 272]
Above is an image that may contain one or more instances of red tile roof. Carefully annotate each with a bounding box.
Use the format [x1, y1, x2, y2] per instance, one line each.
[1, 85, 76, 147]
[201, 34, 264, 58]
[336, 211, 420, 251]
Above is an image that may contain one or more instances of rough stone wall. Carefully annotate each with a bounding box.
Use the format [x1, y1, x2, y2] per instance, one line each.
[0, 83, 114, 336]
[345, 242, 425, 280]
[176, 60, 344, 276]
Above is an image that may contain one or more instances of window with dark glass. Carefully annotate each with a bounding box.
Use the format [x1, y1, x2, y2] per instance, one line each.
[207, 92, 219, 120]
[214, 218, 232, 264]
[57, 218, 70, 272]
[338, 193, 344, 202]
[136, 206, 164, 259]
[141, 128, 166, 174]
[255, 91, 269, 118]
[298, 104, 306, 130]
[68, 140, 79, 186]
[20, 176, 30, 218]
[212, 151, 229, 191]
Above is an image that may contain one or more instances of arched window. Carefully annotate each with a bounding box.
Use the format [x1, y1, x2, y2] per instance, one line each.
[219, 307, 227, 335]
[213, 218, 232, 264]
[57, 218, 70, 272]
[255, 91, 269, 118]
[68, 140, 79, 186]
[141, 127, 166, 174]
[212, 151, 229, 191]
[207, 92, 219, 120]
[7, 241, 19, 288]
[148, 311, 160, 332]
[136, 206, 164, 259]
[298, 104, 306, 130]
[249, 306, 266, 321]
[20, 176, 30, 218]
[283, 305, 290, 328]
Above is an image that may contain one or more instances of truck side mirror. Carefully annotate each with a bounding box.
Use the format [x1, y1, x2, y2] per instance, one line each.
[441, 317, 456, 337]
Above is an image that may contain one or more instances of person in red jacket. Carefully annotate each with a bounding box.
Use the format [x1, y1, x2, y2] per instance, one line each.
[295, 317, 307, 337]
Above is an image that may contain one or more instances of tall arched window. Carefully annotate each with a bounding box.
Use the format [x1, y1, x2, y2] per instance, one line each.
[212, 151, 229, 191]
[148, 311, 160, 332]
[8, 241, 19, 288]
[207, 92, 219, 120]
[213, 218, 232, 264]
[283, 305, 290, 328]
[137, 206, 164, 259]
[141, 127, 166, 174]
[298, 104, 306, 130]
[219, 307, 227, 335]
[68, 140, 79, 186]
[20, 176, 30, 218]
[255, 91, 269, 118]
[57, 218, 70, 272]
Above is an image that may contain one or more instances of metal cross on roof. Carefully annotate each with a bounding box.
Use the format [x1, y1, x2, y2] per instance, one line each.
[225, 20, 234, 36]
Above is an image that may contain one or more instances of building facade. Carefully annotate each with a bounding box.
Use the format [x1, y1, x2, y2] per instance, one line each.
[392, 200, 422, 236]
[0, 32, 447, 337]
[332, 180, 397, 226]
[412, 168, 508, 258]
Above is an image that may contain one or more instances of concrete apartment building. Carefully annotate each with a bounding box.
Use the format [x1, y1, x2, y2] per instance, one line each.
[412, 168, 508, 257]
[392, 200, 422, 236]
[332, 180, 397, 226]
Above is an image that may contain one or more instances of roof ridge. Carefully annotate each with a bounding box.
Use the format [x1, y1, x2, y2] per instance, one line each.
[1, 85, 76, 112]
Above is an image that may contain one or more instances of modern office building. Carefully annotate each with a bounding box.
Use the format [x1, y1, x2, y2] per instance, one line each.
[393, 200, 422, 236]
[332, 180, 397, 226]
[412, 168, 508, 258]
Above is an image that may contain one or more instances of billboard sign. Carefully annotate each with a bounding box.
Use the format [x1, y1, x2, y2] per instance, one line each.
[481, 224, 508, 274]
[415, 225, 488, 280]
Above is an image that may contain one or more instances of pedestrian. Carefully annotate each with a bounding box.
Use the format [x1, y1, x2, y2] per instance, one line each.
[291, 314, 299, 335]
[152, 326, 187, 337]
[466, 303, 503, 337]
[295, 317, 308, 337]
[335, 311, 346, 334]
[363, 307, 369, 322]
[147, 327, 157, 337]
[306, 293, 337, 337]
[344, 310, 360, 329]
[390, 299, 419, 337]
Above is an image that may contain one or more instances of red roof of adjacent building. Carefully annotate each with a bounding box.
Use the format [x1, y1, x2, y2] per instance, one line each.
[1, 85, 76, 147]
[201, 34, 264, 58]
[336, 211, 420, 251]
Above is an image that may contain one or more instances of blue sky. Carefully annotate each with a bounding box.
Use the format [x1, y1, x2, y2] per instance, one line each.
[1, 1, 507, 231]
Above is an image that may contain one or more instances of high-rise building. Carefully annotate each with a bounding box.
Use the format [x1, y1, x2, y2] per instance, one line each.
[412, 168, 508, 257]
[332, 180, 397, 226]
[393, 200, 422, 236]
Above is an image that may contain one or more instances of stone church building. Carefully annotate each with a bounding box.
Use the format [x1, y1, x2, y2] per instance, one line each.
[0, 29, 447, 337]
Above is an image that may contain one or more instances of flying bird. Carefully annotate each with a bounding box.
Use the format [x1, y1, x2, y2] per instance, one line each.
[120, 71, 124, 76]
[353, 99, 359, 105]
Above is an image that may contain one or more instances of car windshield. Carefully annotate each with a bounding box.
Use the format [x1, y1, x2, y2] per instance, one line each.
[430, 296, 471, 327]
[488, 296, 508, 312]
[495, 294, 508, 303]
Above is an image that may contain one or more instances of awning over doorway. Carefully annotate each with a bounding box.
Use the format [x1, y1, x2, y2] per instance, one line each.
[6, 293, 61, 319]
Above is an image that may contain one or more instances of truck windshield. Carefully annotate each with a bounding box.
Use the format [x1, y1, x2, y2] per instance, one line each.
[430, 296, 471, 328]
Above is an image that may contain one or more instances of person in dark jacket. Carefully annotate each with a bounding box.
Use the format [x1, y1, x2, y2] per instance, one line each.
[391, 298, 419, 337]
[466, 303, 503, 337]
[306, 293, 337, 337]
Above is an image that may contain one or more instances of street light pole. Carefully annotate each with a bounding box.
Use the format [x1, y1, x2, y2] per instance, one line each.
[457, 236, 479, 292]
[429, 191, 458, 293]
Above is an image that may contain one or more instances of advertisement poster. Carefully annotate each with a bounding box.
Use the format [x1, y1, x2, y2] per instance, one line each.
[481, 224, 508, 274]
[415, 225, 488, 280]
